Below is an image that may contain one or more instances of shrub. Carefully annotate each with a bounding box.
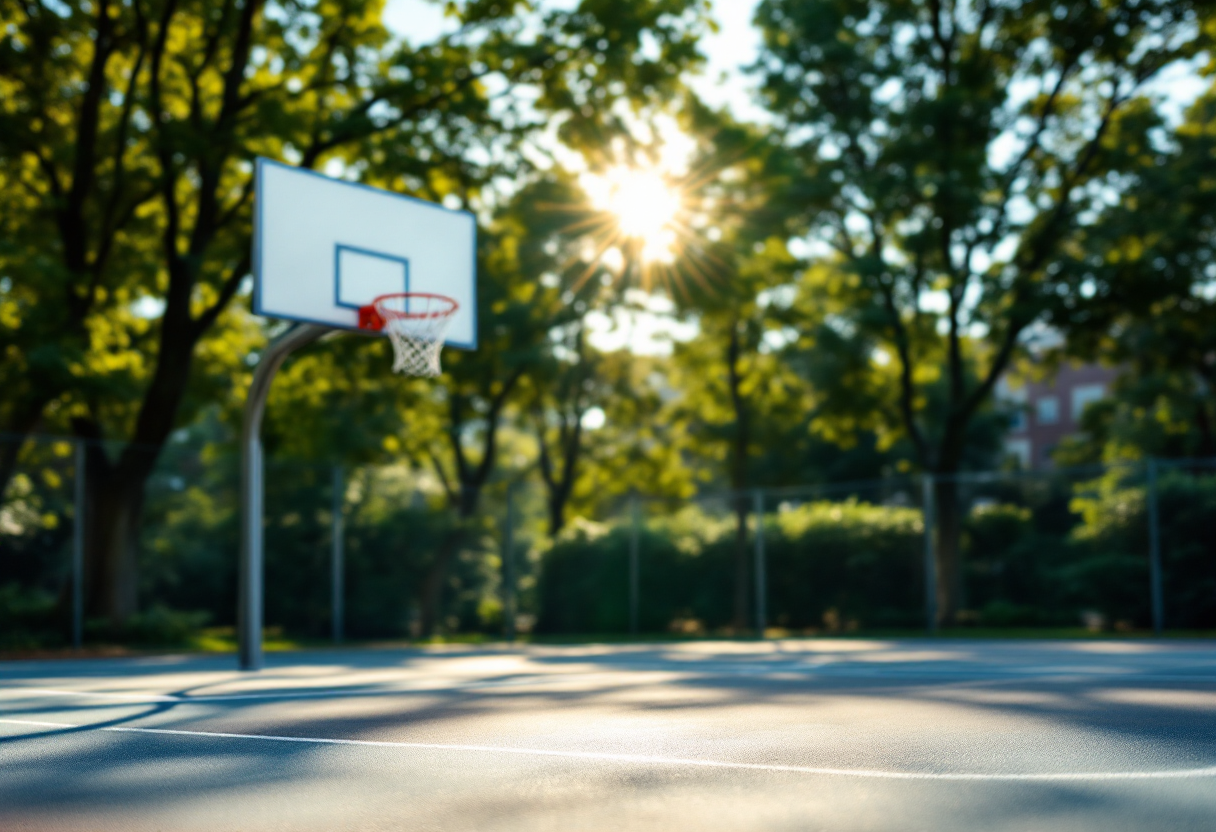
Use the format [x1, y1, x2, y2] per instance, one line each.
[0, 583, 63, 650]
[1067, 470, 1216, 628]
[536, 500, 924, 634]
[85, 605, 212, 646]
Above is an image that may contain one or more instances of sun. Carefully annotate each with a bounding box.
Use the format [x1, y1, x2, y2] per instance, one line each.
[605, 168, 681, 239]
[562, 160, 719, 295]
[593, 166, 683, 264]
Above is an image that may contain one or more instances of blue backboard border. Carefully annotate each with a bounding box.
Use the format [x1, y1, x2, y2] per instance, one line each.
[252, 157, 478, 350]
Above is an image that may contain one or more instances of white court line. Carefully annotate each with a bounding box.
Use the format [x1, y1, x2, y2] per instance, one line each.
[15, 688, 184, 703]
[4, 676, 627, 705]
[3, 718, 1215, 782]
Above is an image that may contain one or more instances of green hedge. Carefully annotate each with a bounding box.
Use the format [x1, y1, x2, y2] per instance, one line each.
[7, 448, 1214, 647]
[536, 501, 925, 634]
[140, 462, 504, 639]
[1065, 470, 1216, 629]
[537, 474, 1216, 634]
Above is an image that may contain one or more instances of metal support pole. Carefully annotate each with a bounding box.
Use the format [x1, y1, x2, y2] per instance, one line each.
[72, 439, 86, 650]
[628, 496, 640, 636]
[503, 483, 516, 643]
[923, 474, 937, 634]
[1147, 458, 1164, 636]
[753, 489, 767, 637]
[239, 323, 329, 671]
[331, 465, 345, 644]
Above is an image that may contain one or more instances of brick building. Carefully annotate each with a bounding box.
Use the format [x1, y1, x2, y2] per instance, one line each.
[998, 363, 1119, 470]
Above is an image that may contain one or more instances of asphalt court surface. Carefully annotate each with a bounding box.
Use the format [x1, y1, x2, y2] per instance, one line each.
[3, 639, 1216, 831]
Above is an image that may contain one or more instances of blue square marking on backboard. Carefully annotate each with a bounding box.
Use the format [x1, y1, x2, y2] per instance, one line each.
[334, 244, 410, 310]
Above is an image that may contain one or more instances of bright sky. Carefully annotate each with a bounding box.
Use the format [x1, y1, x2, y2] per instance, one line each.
[380, 1, 1209, 357]
[382, 0, 762, 355]
[382, 0, 765, 121]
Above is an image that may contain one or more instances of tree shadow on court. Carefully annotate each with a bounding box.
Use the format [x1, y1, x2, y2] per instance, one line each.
[3, 641, 1216, 825]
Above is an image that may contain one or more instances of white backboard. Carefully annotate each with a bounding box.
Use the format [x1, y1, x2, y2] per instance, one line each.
[253, 158, 477, 348]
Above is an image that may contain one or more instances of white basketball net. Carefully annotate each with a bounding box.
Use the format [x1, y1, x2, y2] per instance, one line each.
[373, 294, 459, 377]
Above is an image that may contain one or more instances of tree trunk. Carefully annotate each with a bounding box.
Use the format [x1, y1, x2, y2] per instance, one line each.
[732, 495, 750, 631]
[1195, 397, 1215, 458]
[418, 376, 521, 637]
[77, 434, 164, 625]
[535, 380, 587, 538]
[84, 471, 146, 625]
[417, 525, 466, 638]
[537, 420, 579, 538]
[417, 485, 480, 637]
[726, 321, 750, 630]
[547, 493, 566, 538]
[546, 439, 580, 537]
[932, 475, 963, 627]
[72, 313, 198, 624]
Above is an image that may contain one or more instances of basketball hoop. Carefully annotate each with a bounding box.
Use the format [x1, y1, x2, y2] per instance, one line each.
[359, 292, 459, 377]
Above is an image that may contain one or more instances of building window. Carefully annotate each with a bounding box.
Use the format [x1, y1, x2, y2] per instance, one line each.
[1004, 438, 1031, 469]
[1071, 383, 1105, 422]
[1009, 408, 1027, 432]
[1036, 396, 1060, 425]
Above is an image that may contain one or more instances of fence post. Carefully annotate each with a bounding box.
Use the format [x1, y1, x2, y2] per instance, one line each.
[1146, 458, 1164, 636]
[503, 483, 516, 643]
[331, 465, 345, 644]
[922, 474, 937, 634]
[753, 489, 767, 637]
[629, 496, 640, 636]
[72, 439, 86, 650]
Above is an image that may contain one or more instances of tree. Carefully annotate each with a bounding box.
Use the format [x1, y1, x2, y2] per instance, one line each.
[531, 323, 599, 536]
[501, 171, 622, 537]
[753, 0, 1209, 625]
[662, 101, 801, 629]
[3, 0, 512, 622]
[410, 226, 551, 635]
[0, 0, 161, 521]
[668, 306, 800, 630]
[1051, 85, 1216, 462]
[558, 348, 699, 521]
[0, 0, 708, 623]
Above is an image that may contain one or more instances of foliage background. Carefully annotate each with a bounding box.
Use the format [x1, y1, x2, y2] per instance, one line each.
[2, 0, 1216, 646]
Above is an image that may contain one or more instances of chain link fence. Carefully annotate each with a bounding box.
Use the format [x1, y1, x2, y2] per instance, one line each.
[3, 432, 1215, 650]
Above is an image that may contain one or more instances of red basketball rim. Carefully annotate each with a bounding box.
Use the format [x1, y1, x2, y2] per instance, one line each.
[359, 292, 458, 330]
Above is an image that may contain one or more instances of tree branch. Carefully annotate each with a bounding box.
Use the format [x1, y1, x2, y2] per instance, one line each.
[64, 0, 116, 277]
[190, 252, 251, 336]
[148, 0, 182, 267]
[470, 366, 527, 487]
[298, 64, 503, 168]
[427, 447, 457, 505]
[876, 276, 929, 464]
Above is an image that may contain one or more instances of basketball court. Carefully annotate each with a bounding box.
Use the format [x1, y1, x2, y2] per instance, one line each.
[7, 165, 1211, 831]
[3, 639, 1216, 831]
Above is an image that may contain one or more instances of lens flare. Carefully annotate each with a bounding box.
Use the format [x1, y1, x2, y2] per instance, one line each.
[607, 170, 680, 237]
[553, 157, 727, 297]
[592, 167, 682, 263]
